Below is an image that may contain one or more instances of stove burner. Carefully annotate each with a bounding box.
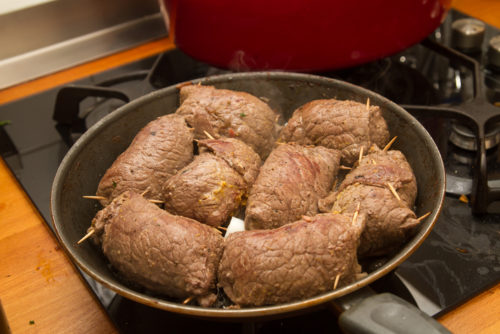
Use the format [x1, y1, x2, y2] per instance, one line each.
[449, 121, 500, 150]
[404, 38, 500, 214]
[323, 58, 439, 105]
[450, 145, 498, 165]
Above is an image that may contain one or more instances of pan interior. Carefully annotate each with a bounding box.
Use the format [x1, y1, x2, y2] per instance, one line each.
[51, 72, 445, 319]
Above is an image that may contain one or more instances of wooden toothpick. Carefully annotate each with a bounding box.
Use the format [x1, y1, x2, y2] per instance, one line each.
[386, 182, 401, 202]
[140, 187, 150, 197]
[148, 199, 164, 204]
[204, 130, 215, 140]
[383, 136, 398, 152]
[182, 296, 194, 305]
[351, 203, 361, 226]
[417, 212, 431, 222]
[333, 274, 341, 290]
[82, 195, 106, 200]
[77, 228, 95, 245]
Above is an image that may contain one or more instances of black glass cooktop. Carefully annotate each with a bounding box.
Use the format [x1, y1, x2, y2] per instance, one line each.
[1, 9, 499, 333]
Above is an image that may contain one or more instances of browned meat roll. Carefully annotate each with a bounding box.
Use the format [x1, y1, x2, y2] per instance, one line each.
[162, 138, 261, 227]
[319, 145, 419, 257]
[278, 99, 390, 165]
[218, 213, 366, 307]
[340, 146, 417, 206]
[176, 85, 281, 159]
[89, 191, 224, 307]
[245, 143, 341, 230]
[96, 114, 194, 206]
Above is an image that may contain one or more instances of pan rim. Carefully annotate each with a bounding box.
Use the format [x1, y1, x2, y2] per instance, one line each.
[50, 71, 446, 319]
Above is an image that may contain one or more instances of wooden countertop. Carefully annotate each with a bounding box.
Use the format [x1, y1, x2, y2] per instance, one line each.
[0, 1, 499, 332]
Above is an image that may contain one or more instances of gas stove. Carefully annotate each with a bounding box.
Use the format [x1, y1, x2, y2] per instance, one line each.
[1, 9, 499, 333]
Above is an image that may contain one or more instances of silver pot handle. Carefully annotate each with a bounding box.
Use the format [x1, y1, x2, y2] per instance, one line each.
[335, 291, 451, 334]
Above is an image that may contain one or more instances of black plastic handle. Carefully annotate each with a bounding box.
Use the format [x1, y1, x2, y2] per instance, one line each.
[337, 292, 451, 334]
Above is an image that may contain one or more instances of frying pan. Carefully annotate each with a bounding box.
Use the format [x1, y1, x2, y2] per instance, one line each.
[51, 72, 447, 332]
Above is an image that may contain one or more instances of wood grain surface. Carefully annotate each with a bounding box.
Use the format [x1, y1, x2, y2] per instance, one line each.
[0, 37, 175, 105]
[453, 0, 500, 27]
[0, 158, 117, 333]
[0, 1, 499, 333]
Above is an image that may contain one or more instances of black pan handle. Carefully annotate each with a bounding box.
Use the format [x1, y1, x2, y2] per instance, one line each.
[331, 288, 451, 334]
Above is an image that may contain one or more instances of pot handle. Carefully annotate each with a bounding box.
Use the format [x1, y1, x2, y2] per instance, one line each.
[332, 288, 451, 334]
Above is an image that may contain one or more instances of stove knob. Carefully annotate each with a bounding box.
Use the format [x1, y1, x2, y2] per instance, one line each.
[488, 35, 500, 68]
[451, 18, 485, 52]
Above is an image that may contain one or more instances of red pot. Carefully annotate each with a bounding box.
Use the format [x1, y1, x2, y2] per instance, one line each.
[161, 0, 451, 71]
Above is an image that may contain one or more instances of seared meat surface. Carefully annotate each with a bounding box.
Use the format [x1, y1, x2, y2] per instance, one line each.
[245, 143, 341, 230]
[341, 146, 417, 206]
[279, 99, 389, 165]
[319, 146, 418, 256]
[176, 85, 281, 159]
[218, 213, 365, 307]
[328, 184, 418, 256]
[162, 154, 244, 227]
[198, 137, 261, 187]
[90, 191, 224, 306]
[163, 138, 261, 227]
[96, 114, 194, 206]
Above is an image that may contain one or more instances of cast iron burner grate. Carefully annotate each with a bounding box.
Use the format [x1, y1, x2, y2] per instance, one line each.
[52, 50, 222, 146]
[402, 38, 500, 214]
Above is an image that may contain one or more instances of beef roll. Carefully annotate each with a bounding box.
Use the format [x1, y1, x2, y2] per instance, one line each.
[245, 143, 341, 230]
[96, 114, 194, 206]
[278, 99, 390, 165]
[218, 213, 366, 307]
[319, 145, 419, 257]
[176, 85, 281, 159]
[89, 191, 224, 307]
[162, 138, 261, 227]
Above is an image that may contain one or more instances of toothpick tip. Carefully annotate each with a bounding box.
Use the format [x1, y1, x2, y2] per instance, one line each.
[182, 296, 195, 305]
[386, 182, 401, 202]
[203, 130, 215, 140]
[333, 274, 341, 290]
[383, 136, 398, 152]
[351, 203, 361, 226]
[140, 187, 150, 197]
[82, 195, 106, 200]
[77, 229, 95, 244]
[417, 212, 431, 221]
[148, 199, 164, 204]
